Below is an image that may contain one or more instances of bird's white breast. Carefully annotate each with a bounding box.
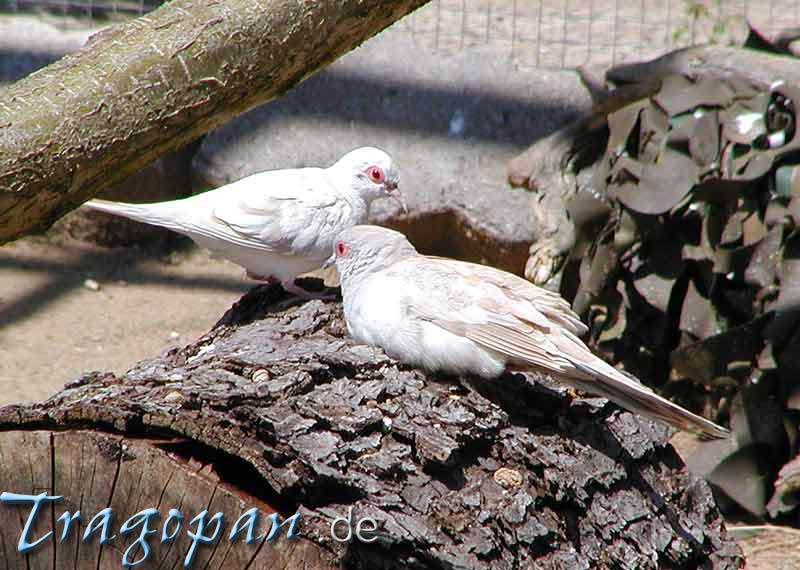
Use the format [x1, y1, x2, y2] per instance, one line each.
[344, 272, 506, 378]
[344, 273, 408, 348]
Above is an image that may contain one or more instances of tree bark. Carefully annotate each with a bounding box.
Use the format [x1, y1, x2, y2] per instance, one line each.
[0, 0, 430, 244]
[0, 284, 744, 569]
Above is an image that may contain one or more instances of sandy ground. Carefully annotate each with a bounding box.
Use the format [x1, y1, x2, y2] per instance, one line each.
[733, 527, 800, 570]
[0, 236, 250, 404]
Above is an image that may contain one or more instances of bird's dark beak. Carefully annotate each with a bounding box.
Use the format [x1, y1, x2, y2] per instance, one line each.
[386, 182, 407, 214]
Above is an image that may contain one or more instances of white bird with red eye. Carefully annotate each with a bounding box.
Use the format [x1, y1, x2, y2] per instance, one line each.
[333, 225, 730, 439]
[83, 147, 404, 298]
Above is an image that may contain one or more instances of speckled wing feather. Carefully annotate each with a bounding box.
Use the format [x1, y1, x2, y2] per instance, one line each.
[408, 256, 729, 439]
[394, 256, 589, 375]
[425, 257, 588, 337]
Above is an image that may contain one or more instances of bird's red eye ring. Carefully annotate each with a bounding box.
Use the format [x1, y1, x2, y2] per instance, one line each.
[335, 241, 348, 257]
[367, 166, 385, 183]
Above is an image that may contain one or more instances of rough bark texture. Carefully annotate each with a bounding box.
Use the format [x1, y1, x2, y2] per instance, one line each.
[0, 284, 743, 569]
[0, 0, 430, 244]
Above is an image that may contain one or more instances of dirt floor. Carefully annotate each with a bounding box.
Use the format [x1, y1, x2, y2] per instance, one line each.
[0, 236, 250, 404]
[734, 527, 800, 570]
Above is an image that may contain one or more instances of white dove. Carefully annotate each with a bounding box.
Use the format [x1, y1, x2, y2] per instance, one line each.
[84, 147, 404, 297]
[334, 225, 729, 439]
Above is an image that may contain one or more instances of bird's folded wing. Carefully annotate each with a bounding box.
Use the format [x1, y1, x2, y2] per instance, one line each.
[404, 259, 581, 375]
[456, 320, 578, 375]
[425, 257, 588, 337]
[402, 260, 729, 438]
[203, 170, 338, 254]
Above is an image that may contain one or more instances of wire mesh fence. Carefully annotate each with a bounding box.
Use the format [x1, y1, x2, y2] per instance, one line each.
[2, 0, 799, 68]
[398, 0, 800, 68]
[3, 0, 160, 18]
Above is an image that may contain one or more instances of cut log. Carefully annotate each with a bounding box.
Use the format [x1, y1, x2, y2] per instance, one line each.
[0, 430, 325, 569]
[0, 284, 744, 569]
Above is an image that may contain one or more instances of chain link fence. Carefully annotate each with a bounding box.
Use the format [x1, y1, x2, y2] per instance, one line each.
[2, 0, 799, 68]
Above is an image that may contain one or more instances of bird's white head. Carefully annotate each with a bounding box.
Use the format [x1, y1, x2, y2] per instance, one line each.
[334, 225, 417, 287]
[329, 147, 405, 212]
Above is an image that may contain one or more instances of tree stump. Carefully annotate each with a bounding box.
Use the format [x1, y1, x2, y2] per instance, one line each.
[0, 284, 744, 569]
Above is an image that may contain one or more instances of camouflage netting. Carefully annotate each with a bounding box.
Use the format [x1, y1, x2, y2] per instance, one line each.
[589, 68, 800, 522]
[510, 45, 800, 523]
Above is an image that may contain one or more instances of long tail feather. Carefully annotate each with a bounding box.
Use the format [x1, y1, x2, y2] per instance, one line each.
[567, 354, 729, 439]
[83, 199, 184, 232]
